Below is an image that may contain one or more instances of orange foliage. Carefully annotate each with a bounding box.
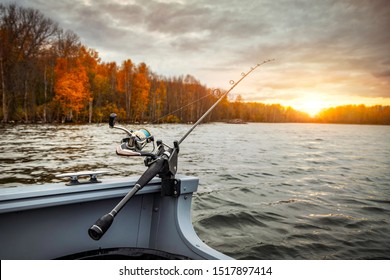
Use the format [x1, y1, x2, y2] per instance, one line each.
[117, 59, 133, 94]
[117, 59, 134, 121]
[130, 63, 150, 122]
[154, 80, 167, 119]
[54, 57, 90, 119]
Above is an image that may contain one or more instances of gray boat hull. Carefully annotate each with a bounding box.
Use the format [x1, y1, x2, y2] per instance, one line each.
[0, 175, 232, 260]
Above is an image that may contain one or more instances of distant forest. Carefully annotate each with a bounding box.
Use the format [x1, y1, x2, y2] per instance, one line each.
[1, 4, 389, 125]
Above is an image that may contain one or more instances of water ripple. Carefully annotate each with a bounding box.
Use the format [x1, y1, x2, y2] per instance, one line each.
[1, 123, 390, 259]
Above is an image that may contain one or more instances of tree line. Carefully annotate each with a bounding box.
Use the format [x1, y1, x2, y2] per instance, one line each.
[1, 4, 389, 125]
[315, 105, 390, 125]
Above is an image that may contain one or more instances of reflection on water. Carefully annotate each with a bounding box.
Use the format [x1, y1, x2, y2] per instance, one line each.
[1, 123, 390, 259]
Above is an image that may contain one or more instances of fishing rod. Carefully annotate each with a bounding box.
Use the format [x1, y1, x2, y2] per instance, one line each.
[88, 60, 274, 240]
[179, 59, 274, 144]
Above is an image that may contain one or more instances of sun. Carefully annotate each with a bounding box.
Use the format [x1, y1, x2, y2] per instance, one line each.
[291, 96, 328, 117]
[298, 99, 326, 117]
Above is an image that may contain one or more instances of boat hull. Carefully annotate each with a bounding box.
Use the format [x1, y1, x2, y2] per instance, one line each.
[0, 175, 231, 260]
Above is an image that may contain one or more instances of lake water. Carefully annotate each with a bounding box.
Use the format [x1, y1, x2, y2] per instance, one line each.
[1, 123, 389, 259]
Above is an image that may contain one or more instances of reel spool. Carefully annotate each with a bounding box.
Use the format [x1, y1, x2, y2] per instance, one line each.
[109, 113, 155, 156]
[125, 128, 154, 151]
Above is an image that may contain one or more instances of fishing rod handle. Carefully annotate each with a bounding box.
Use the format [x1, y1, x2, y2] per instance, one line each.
[114, 155, 167, 213]
[88, 155, 166, 241]
[88, 213, 115, 240]
[114, 155, 166, 213]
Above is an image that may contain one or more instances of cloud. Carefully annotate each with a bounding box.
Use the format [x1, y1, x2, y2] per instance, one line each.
[6, 0, 390, 103]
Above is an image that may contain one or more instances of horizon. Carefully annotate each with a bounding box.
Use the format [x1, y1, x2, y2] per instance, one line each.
[8, 0, 390, 117]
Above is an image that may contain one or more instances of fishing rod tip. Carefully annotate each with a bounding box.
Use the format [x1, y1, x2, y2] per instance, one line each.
[256, 59, 275, 66]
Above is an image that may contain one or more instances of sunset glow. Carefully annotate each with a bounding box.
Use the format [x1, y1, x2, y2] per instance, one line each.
[259, 94, 390, 118]
[289, 97, 329, 117]
[10, 0, 390, 116]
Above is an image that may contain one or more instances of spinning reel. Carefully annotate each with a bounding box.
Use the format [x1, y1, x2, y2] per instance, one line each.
[89, 113, 179, 241]
[109, 113, 155, 157]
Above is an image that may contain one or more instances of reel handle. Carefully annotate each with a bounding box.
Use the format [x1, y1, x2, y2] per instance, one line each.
[109, 113, 117, 128]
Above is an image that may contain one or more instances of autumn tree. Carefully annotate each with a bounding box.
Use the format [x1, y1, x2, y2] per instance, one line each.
[54, 56, 90, 122]
[77, 46, 100, 123]
[183, 75, 202, 122]
[0, 3, 58, 122]
[117, 59, 134, 122]
[92, 61, 127, 122]
[232, 94, 244, 120]
[148, 73, 167, 122]
[130, 63, 150, 123]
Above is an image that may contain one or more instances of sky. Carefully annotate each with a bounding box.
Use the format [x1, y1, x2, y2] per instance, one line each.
[6, 0, 390, 116]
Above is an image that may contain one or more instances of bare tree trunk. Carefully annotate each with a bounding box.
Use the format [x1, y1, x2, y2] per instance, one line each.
[43, 64, 47, 123]
[24, 79, 29, 123]
[125, 70, 132, 122]
[89, 98, 93, 123]
[68, 110, 73, 123]
[1, 57, 7, 123]
[125, 76, 129, 121]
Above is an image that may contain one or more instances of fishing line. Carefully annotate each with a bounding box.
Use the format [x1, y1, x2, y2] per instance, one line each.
[152, 59, 274, 126]
[152, 91, 215, 123]
[178, 59, 275, 145]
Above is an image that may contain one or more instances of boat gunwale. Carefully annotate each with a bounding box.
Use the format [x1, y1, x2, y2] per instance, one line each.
[0, 174, 199, 214]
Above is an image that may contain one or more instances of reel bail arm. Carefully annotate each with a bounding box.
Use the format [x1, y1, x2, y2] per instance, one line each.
[109, 113, 155, 157]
